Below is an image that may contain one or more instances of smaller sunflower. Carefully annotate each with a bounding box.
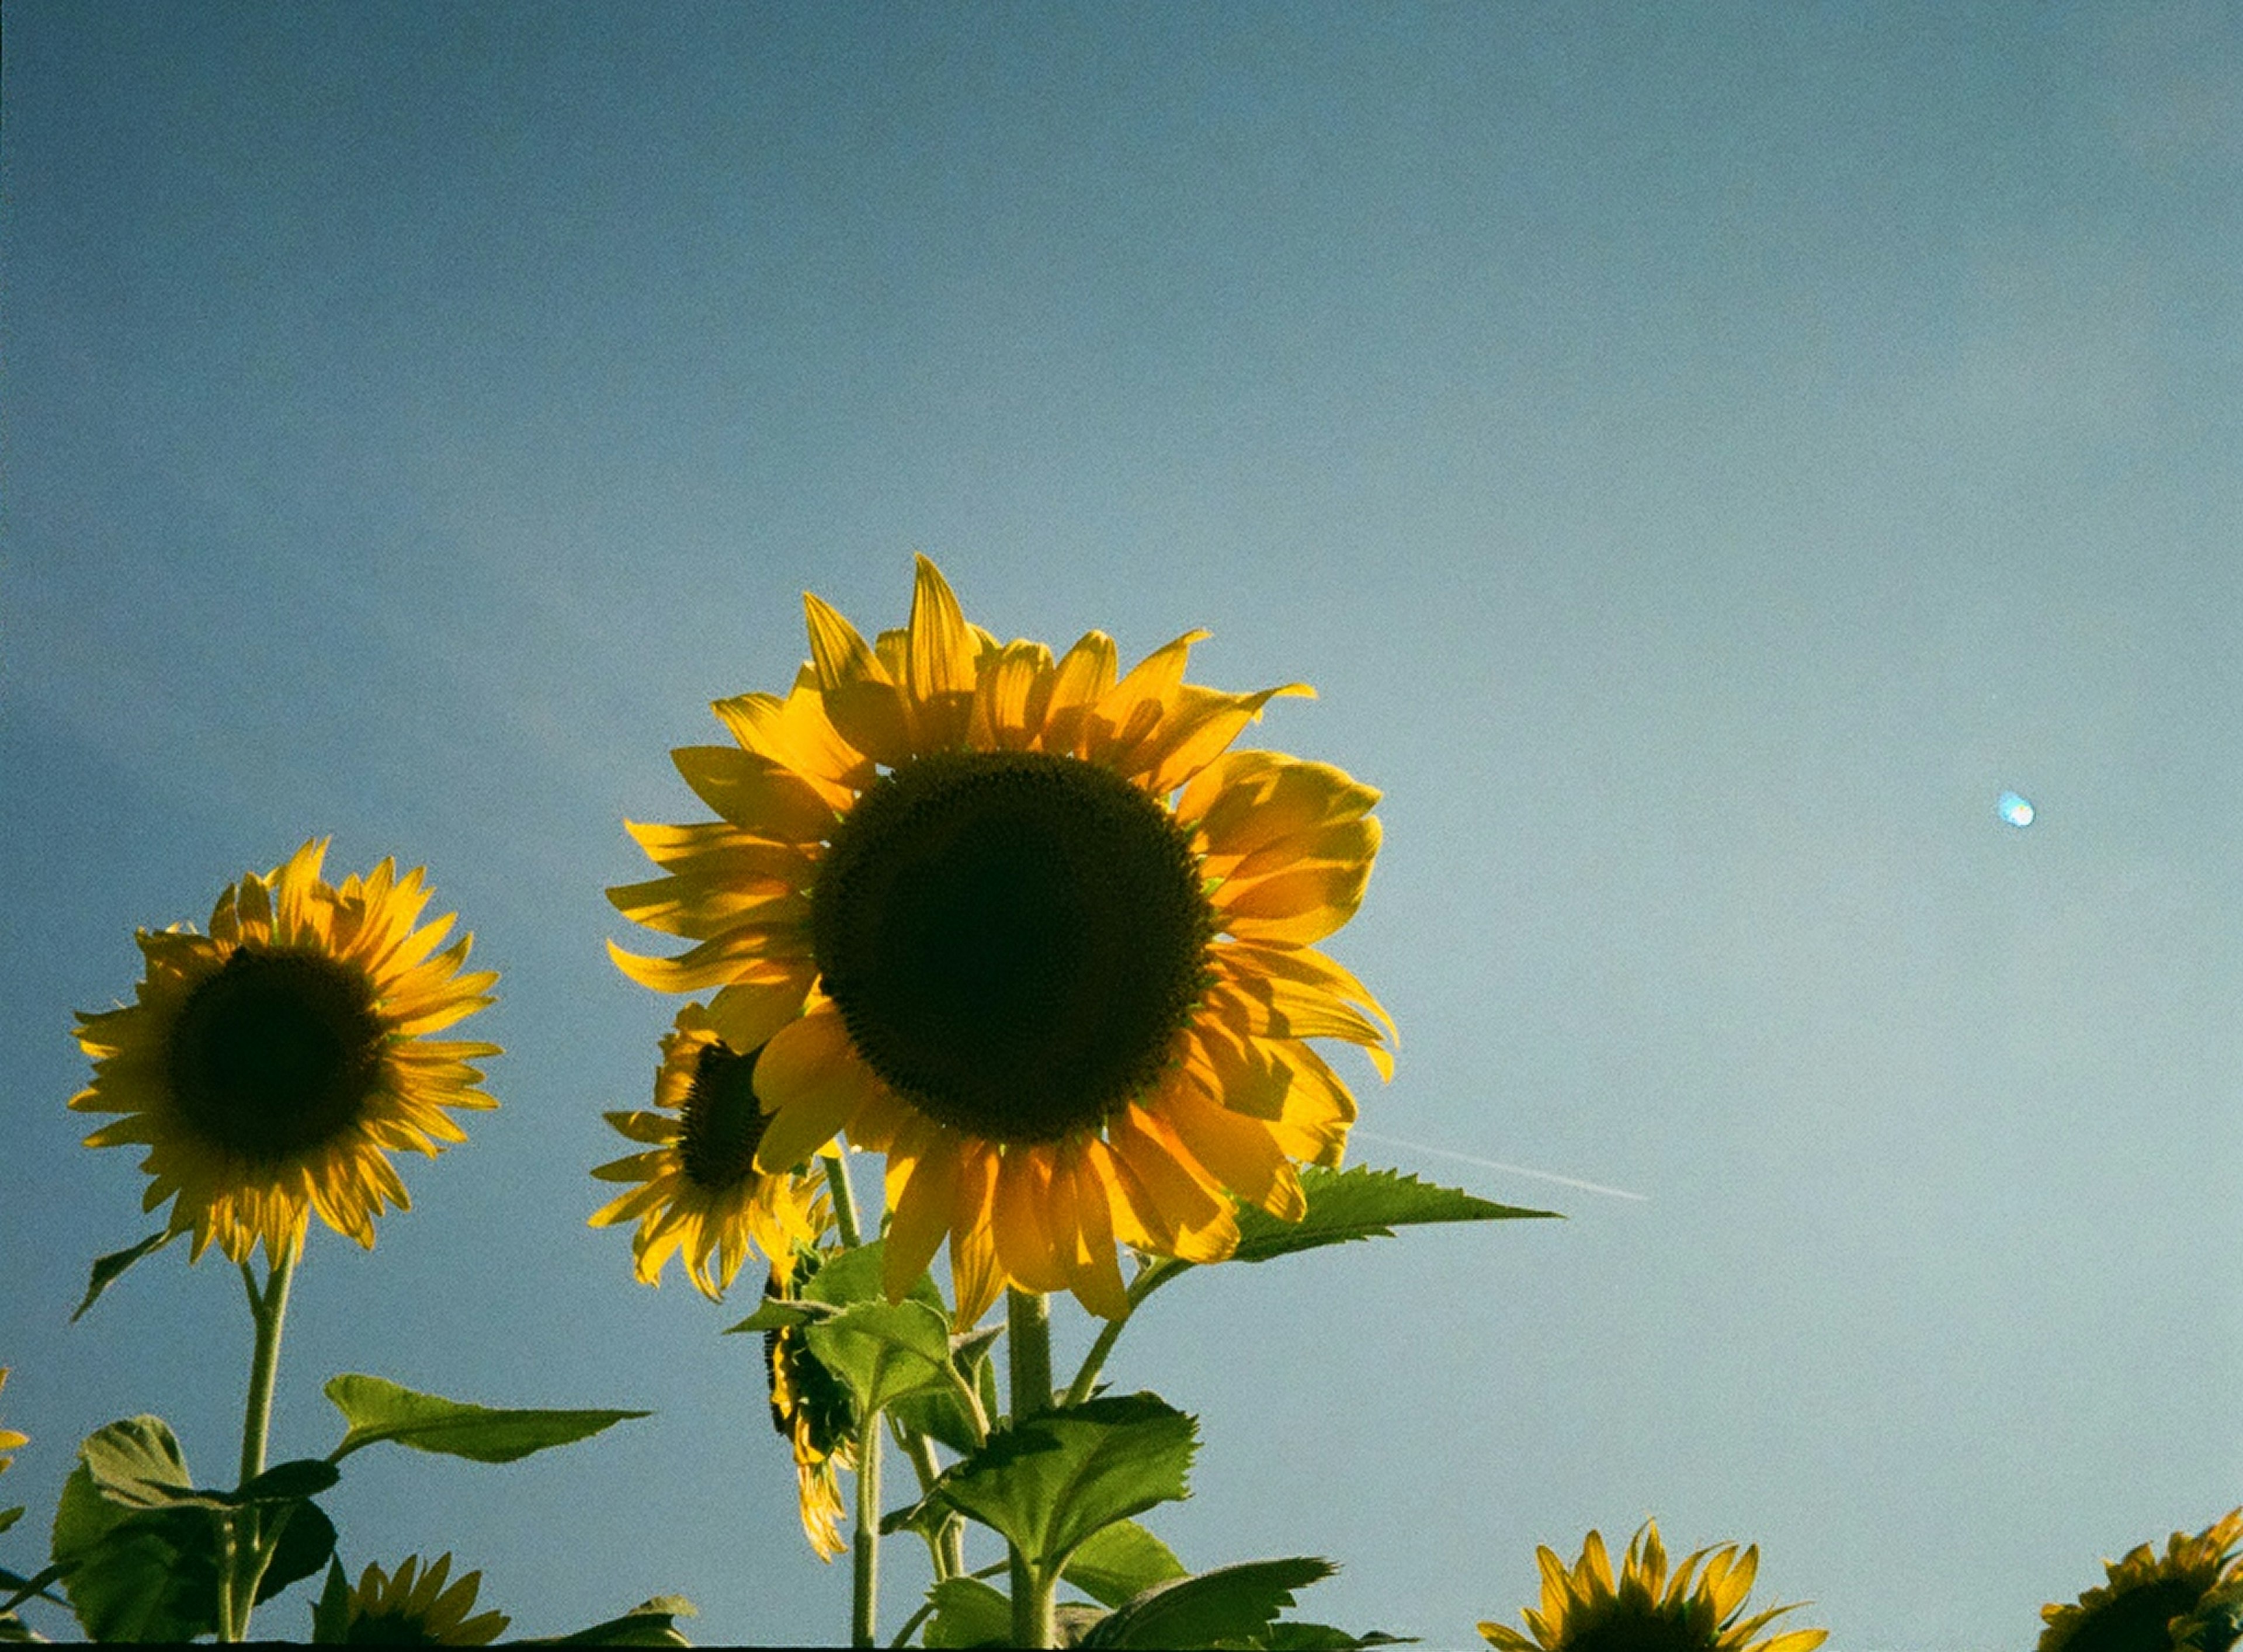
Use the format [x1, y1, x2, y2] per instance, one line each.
[0, 1368, 26, 1494]
[334, 1553, 508, 1646]
[72, 841, 499, 1265]
[2039, 1509, 2243, 1652]
[1479, 1521, 1829, 1652]
[762, 1251, 857, 1563]
[589, 1003, 825, 1299]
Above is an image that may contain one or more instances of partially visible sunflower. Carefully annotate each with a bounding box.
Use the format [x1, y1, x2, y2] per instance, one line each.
[2039, 1509, 2243, 1652]
[589, 1003, 825, 1299]
[72, 841, 499, 1264]
[1479, 1521, 1829, 1652]
[0, 1369, 24, 1476]
[609, 557, 1393, 1320]
[334, 1554, 508, 1646]
[762, 1251, 857, 1561]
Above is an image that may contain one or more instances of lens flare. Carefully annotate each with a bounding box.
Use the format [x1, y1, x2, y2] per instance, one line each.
[1998, 791, 2036, 828]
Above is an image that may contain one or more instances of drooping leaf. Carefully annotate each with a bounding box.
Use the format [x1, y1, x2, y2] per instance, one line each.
[518, 1593, 699, 1645]
[921, 1576, 1012, 1649]
[71, 1231, 178, 1323]
[1228, 1167, 1557, 1265]
[50, 1461, 217, 1643]
[933, 1394, 1197, 1581]
[801, 1299, 956, 1418]
[1062, 1518, 1188, 1609]
[1079, 1557, 1336, 1649]
[324, 1375, 648, 1464]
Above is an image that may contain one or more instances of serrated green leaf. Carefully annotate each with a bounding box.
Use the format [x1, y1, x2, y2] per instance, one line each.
[71, 1231, 178, 1324]
[922, 1576, 1012, 1649]
[1063, 1518, 1188, 1609]
[324, 1375, 648, 1464]
[75, 1416, 193, 1511]
[934, 1394, 1196, 1582]
[720, 1296, 829, 1334]
[1229, 1167, 1557, 1265]
[1081, 1557, 1336, 1649]
[803, 1298, 957, 1418]
[518, 1593, 699, 1645]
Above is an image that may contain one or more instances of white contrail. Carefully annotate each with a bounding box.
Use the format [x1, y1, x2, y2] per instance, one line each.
[1350, 1129, 1649, 1202]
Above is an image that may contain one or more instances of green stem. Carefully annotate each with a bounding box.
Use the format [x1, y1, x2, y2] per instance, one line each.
[894, 1423, 961, 1581]
[824, 1153, 864, 1247]
[1060, 1255, 1183, 1407]
[221, 1235, 297, 1640]
[851, 1407, 883, 1648]
[1006, 1289, 1056, 1649]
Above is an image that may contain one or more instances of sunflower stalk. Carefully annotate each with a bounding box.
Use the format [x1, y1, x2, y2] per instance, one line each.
[894, 1422, 963, 1580]
[1006, 1288, 1058, 1648]
[824, 1151, 863, 1247]
[218, 1236, 297, 1640]
[851, 1403, 882, 1648]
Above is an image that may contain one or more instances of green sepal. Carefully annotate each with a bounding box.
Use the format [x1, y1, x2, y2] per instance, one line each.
[1062, 1518, 1188, 1608]
[921, 1575, 1011, 1648]
[324, 1374, 649, 1464]
[514, 1593, 699, 1645]
[309, 1557, 350, 1641]
[1078, 1556, 1335, 1649]
[1229, 1167, 1557, 1265]
[931, 1394, 1197, 1583]
[70, 1231, 179, 1324]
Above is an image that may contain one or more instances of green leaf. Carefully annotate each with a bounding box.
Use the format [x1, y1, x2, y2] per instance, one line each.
[248, 1497, 340, 1605]
[933, 1394, 1197, 1582]
[721, 1296, 831, 1333]
[324, 1374, 648, 1464]
[1, 1560, 68, 1613]
[75, 1415, 193, 1511]
[1062, 1518, 1188, 1609]
[1248, 1625, 1417, 1648]
[309, 1558, 350, 1642]
[518, 1593, 699, 1645]
[71, 1231, 178, 1323]
[50, 1460, 216, 1643]
[1080, 1557, 1336, 1649]
[921, 1576, 1012, 1649]
[802, 1299, 957, 1418]
[1228, 1166, 1557, 1265]
[0, 1509, 17, 1538]
[885, 1327, 1002, 1456]
[235, 1457, 342, 1504]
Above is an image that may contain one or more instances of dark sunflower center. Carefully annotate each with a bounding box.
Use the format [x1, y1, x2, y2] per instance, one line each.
[2058, 1578, 2216, 1652]
[811, 748, 1216, 1144]
[1565, 1612, 1717, 1652]
[679, 1042, 770, 1190]
[166, 947, 385, 1161]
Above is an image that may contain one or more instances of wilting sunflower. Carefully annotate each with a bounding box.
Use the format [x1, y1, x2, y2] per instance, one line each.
[588, 1002, 825, 1299]
[609, 557, 1393, 1320]
[71, 841, 499, 1264]
[1479, 1521, 1829, 1652]
[2039, 1509, 2243, 1652]
[762, 1251, 857, 1561]
[333, 1554, 509, 1646]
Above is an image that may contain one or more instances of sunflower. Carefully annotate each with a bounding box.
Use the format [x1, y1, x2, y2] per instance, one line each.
[71, 841, 499, 1264]
[2039, 1509, 2243, 1652]
[334, 1553, 508, 1646]
[609, 557, 1393, 1320]
[588, 1002, 825, 1299]
[762, 1251, 858, 1561]
[0, 1368, 25, 1476]
[1478, 1521, 1829, 1652]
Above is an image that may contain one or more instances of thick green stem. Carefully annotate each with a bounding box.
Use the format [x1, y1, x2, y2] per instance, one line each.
[1006, 1289, 1056, 1648]
[824, 1153, 864, 1247]
[851, 1408, 883, 1648]
[219, 1237, 297, 1640]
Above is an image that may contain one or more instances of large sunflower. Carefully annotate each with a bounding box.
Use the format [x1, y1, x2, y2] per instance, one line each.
[1478, 1522, 1829, 1652]
[71, 841, 499, 1264]
[588, 1002, 824, 1299]
[2039, 1509, 2243, 1652]
[609, 558, 1393, 1320]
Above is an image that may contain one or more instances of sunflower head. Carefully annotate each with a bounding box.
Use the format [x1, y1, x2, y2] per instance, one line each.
[1478, 1522, 1829, 1652]
[762, 1251, 859, 1561]
[588, 1002, 824, 1299]
[610, 557, 1394, 1319]
[72, 841, 499, 1265]
[332, 1553, 508, 1646]
[2039, 1509, 2243, 1652]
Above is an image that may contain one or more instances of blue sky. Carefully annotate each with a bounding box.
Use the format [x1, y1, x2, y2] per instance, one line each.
[4, 4, 2238, 1646]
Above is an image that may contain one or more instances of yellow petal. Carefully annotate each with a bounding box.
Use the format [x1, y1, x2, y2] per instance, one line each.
[1157, 1086, 1303, 1220]
[1036, 631, 1118, 756]
[947, 1142, 1005, 1327]
[968, 639, 1056, 751]
[905, 555, 977, 748]
[671, 748, 839, 841]
[1060, 1143, 1130, 1320]
[992, 1147, 1068, 1294]
[752, 1005, 877, 1172]
[884, 1125, 959, 1303]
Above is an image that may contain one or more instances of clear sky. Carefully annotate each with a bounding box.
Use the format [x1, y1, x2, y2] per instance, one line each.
[4, 4, 2238, 1646]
